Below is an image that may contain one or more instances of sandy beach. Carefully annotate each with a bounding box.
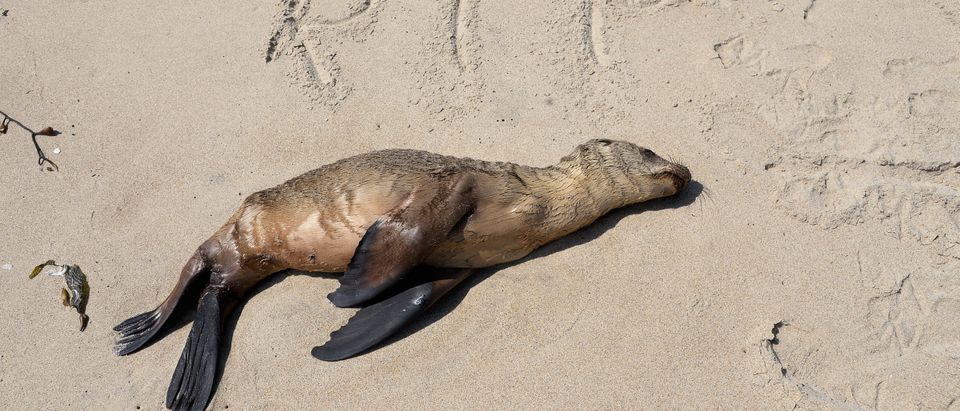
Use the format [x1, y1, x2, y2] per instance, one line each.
[1, 0, 959, 409]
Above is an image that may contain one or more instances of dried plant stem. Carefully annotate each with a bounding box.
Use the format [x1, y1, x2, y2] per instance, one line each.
[0, 109, 61, 171]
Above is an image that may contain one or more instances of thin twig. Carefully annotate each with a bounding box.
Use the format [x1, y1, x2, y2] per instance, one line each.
[0, 109, 61, 171]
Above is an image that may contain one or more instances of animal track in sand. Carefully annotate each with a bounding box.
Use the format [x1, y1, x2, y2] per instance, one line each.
[868, 274, 923, 356]
[935, 0, 960, 29]
[710, 43, 960, 250]
[755, 322, 862, 409]
[751, 265, 960, 409]
[865, 267, 960, 359]
[882, 55, 960, 77]
[773, 156, 960, 247]
[265, 0, 384, 108]
[767, 85, 960, 248]
[713, 35, 765, 69]
[907, 89, 960, 117]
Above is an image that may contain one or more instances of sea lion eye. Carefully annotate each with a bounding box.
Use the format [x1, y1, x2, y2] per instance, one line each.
[596, 139, 612, 146]
[640, 148, 655, 156]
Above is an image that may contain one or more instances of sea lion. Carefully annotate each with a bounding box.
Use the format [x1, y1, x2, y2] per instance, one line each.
[113, 138, 691, 411]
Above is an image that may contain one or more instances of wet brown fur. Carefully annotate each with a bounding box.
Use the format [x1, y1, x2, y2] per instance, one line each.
[200, 138, 690, 297]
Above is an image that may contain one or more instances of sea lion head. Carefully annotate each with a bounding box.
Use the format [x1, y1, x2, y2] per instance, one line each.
[568, 139, 692, 203]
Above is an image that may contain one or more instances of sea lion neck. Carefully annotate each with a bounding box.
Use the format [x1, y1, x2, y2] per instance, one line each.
[521, 158, 632, 240]
[550, 151, 638, 208]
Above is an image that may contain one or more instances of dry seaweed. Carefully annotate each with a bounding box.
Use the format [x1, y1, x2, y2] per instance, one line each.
[0, 110, 62, 171]
[29, 260, 90, 331]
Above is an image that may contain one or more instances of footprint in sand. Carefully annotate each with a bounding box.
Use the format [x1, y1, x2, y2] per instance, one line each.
[711, 38, 960, 251]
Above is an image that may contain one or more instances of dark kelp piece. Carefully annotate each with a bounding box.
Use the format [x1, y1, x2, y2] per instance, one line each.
[29, 261, 90, 331]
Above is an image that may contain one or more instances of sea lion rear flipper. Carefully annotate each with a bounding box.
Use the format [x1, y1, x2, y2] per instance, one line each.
[166, 285, 231, 411]
[327, 175, 475, 308]
[114, 247, 209, 355]
[313, 268, 474, 361]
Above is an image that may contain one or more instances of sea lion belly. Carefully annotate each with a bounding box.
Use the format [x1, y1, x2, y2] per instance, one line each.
[253, 184, 415, 272]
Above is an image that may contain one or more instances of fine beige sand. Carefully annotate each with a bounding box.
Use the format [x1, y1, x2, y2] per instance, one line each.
[2, 0, 959, 409]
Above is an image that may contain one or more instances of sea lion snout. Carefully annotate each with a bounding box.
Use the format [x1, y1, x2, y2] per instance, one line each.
[618, 142, 689, 189]
[648, 163, 690, 198]
[663, 163, 691, 191]
[576, 139, 692, 201]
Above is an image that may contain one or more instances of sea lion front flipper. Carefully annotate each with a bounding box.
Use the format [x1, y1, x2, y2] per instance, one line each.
[313, 268, 474, 361]
[327, 175, 476, 308]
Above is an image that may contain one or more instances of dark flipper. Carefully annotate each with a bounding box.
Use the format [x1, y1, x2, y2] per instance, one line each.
[327, 175, 476, 308]
[313, 268, 474, 361]
[114, 249, 208, 356]
[166, 285, 228, 411]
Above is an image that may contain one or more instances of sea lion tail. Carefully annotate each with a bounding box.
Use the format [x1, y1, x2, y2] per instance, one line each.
[114, 247, 210, 356]
[166, 285, 228, 411]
